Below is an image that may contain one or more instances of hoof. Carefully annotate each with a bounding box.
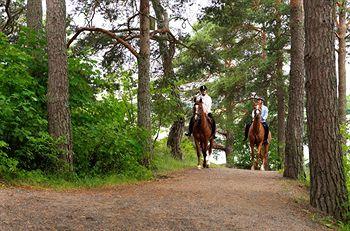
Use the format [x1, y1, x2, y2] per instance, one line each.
[206, 160, 210, 167]
[197, 165, 202, 169]
[260, 165, 265, 171]
[251, 165, 255, 170]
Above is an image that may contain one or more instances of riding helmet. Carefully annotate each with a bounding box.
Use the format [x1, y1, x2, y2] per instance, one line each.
[257, 96, 265, 102]
[199, 85, 207, 91]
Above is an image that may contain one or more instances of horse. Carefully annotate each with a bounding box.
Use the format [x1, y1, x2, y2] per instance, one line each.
[192, 99, 214, 169]
[248, 105, 272, 171]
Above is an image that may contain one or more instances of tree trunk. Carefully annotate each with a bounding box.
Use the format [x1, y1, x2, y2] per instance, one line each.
[138, 0, 152, 166]
[167, 119, 184, 159]
[27, 0, 42, 33]
[304, 0, 348, 220]
[152, 0, 185, 159]
[275, 0, 286, 165]
[337, 2, 347, 125]
[284, 0, 305, 179]
[46, 0, 73, 166]
[224, 131, 234, 160]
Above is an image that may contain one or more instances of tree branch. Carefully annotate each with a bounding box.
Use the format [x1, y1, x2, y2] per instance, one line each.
[213, 141, 226, 151]
[67, 27, 139, 58]
[2, 0, 11, 31]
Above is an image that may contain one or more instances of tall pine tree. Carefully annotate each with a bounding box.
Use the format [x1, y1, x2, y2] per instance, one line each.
[46, 0, 73, 167]
[304, 0, 348, 219]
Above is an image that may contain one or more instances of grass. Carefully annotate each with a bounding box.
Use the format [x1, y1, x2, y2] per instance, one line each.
[1, 138, 201, 190]
[8, 170, 152, 190]
[152, 138, 198, 174]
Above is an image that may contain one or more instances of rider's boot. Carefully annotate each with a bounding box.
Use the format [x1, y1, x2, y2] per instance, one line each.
[185, 116, 194, 137]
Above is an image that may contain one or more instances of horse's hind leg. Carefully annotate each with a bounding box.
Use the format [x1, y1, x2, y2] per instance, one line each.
[201, 142, 208, 168]
[261, 145, 269, 171]
[206, 139, 213, 168]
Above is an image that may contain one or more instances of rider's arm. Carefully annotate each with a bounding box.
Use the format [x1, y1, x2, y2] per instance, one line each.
[206, 96, 212, 113]
[262, 106, 268, 121]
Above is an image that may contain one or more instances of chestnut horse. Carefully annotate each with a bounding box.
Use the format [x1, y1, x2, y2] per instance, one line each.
[193, 99, 214, 168]
[248, 105, 271, 170]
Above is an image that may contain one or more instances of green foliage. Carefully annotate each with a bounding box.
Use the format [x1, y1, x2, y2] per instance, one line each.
[340, 124, 350, 189]
[72, 95, 149, 177]
[0, 30, 151, 184]
[0, 141, 18, 179]
[0, 32, 58, 174]
[14, 133, 66, 172]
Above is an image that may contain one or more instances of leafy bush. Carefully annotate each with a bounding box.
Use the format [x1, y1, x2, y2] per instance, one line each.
[72, 96, 150, 177]
[0, 141, 18, 179]
[0, 33, 61, 174]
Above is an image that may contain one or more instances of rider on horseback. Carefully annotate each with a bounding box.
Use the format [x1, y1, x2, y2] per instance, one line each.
[185, 85, 216, 139]
[244, 96, 270, 144]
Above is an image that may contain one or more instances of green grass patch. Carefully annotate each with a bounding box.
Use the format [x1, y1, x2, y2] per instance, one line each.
[152, 138, 198, 175]
[8, 168, 153, 190]
[2, 137, 223, 189]
[2, 138, 206, 190]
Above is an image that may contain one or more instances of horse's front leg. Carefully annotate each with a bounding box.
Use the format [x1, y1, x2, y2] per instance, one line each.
[201, 142, 207, 168]
[257, 143, 264, 170]
[195, 140, 201, 169]
[250, 143, 255, 170]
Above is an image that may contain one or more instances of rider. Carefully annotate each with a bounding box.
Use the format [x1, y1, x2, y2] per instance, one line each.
[185, 85, 216, 139]
[244, 96, 269, 144]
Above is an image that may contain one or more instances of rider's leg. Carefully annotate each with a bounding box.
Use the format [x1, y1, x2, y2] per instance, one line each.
[262, 122, 269, 144]
[185, 116, 195, 136]
[208, 113, 216, 139]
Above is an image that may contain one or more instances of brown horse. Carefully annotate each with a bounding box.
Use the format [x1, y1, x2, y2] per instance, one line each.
[192, 99, 214, 168]
[248, 105, 272, 170]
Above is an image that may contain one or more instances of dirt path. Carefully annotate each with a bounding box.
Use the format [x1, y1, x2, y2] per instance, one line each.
[0, 168, 330, 230]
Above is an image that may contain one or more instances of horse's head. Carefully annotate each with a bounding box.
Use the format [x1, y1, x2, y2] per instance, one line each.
[194, 98, 204, 120]
[253, 104, 261, 120]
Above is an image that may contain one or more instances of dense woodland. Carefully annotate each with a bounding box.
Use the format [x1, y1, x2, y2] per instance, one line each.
[0, 0, 350, 221]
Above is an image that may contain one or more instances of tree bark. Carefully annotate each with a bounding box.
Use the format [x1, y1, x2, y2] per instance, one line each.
[224, 131, 233, 160]
[336, 1, 347, 125]
[27, 0, 42, 33]
[284, 0, 305, 179]
[151, 0, 184, 159]
[304, 0, 348, 220]
[167, 119, 184, 159]
[275, 0, 286, 165]
[46, 0, 73, 166]
[138, 0, 152, 165]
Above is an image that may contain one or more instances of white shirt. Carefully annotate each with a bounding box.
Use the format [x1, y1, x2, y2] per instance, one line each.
[196, 94, 212, 114]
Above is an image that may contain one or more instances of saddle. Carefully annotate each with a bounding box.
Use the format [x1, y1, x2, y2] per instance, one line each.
[195, 115, 214, 138]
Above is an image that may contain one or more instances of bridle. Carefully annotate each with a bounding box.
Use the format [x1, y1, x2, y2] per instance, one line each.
[253, 105, 261, 119]
[194, 101, 203, 120]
